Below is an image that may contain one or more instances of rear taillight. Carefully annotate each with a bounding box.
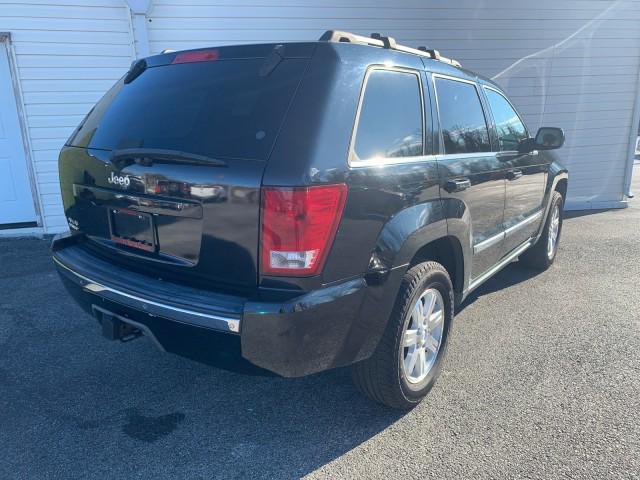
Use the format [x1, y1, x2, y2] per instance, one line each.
[260, 184, 348, 276]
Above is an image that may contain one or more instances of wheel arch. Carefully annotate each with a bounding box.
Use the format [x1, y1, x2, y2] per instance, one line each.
[555, 177, 568, 200]
[534, 160, 568, 241]
[408, 235, 465, 298]
[548, 160, 569, 198]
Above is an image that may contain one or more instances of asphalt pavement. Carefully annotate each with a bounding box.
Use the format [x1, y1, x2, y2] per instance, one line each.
[1, 167, 639, 479]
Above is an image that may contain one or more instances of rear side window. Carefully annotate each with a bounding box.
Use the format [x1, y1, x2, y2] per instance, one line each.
[352, 69, 423, 162]
[434, 77, 490, 155]
[484, 88, 528, 151]
[70, 58, 307, 161]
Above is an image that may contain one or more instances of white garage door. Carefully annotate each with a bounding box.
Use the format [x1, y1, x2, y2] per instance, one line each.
[0, 40, 36, 227]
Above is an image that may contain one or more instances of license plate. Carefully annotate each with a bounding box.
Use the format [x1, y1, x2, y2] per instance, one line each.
[109, 208, 155, 252]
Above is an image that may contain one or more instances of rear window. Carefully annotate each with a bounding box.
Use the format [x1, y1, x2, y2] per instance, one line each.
[70, 58, 307, 161]
[352, 69, 424, 162]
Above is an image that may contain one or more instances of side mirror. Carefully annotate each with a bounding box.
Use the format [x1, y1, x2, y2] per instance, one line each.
[534, 127, 565, 150]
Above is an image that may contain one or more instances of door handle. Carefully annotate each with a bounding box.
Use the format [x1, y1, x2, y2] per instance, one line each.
[507, 170, 523, 180]
[444, 178, 471, 193]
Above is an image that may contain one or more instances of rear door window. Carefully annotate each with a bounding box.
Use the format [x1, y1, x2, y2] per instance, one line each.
[352, 69, 423, 163]
[70, 58, 308, 161]
[484, 88, 528, 151]
[434, 77, 490, 155]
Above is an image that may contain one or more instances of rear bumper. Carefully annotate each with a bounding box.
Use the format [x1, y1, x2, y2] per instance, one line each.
[53, 255, 241, 334]
[52, 233, 377, 377]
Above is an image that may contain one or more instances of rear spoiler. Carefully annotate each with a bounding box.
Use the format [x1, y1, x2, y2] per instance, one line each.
[122, 42, 316, 83]
[142, 42, 315, 67]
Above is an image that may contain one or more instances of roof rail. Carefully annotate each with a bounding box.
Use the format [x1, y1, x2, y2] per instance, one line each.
[319, 30, 461, 68]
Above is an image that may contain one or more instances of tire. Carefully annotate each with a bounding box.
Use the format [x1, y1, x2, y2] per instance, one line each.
[519, 191, 564, 270]
[351, 261, 454, 410]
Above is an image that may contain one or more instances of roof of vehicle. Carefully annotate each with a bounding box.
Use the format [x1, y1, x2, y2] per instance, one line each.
[140, 30, 504, 92]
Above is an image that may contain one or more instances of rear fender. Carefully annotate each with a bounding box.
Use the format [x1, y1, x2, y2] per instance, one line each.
[439, 197, 474, 295]
[340, 199, 453, 363]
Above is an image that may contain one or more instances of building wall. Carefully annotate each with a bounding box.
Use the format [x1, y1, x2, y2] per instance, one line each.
[146, 0, 640, 210]
[0, 0, 133, 232]
[1, 0, 639, 233]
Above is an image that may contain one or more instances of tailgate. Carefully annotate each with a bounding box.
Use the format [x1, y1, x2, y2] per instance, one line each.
[59, 146, 265, 287]
[59, 48, 310, 288]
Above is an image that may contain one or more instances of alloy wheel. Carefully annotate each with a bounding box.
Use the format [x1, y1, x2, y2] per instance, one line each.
[401, 288, 445, 385]
[547, 204, 560, 259]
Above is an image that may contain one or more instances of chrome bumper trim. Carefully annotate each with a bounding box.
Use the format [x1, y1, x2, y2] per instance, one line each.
[53, 256, 240, 333]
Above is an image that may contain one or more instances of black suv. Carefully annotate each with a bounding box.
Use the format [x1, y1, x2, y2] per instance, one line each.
[53, 31, 567, 409]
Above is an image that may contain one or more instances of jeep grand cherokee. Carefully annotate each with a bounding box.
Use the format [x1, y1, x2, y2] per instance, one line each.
[52, 30, 567, 409]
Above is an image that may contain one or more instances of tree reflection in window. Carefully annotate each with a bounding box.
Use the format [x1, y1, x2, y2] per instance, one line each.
[435, 78, 490, 155]
[485, 89, 528, 152]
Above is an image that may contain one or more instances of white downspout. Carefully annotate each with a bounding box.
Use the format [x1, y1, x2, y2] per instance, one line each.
[623, 64, 640, 199]
[124, 0, 152, 59]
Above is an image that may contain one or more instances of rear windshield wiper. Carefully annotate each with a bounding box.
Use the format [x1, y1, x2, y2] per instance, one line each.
[109, 148, 227, 167]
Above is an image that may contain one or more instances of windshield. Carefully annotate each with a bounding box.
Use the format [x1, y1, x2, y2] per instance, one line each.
[70, 58, 307, 161]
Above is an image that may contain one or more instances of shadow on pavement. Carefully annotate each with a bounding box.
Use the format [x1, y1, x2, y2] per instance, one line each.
[0, 236, 554, 480]
[1, 237, 404, 479]
[0, 232, 588, 478]
[459, 261, 540, 311]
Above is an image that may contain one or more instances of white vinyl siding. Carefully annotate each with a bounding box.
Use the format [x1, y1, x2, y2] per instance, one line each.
[147, 0, 640, 209]
[1, 0, 639, 233]
[0, 0, 134, 231]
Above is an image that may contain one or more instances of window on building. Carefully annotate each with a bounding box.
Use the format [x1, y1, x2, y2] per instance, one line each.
[435, 77, 490, 154]
[353, 69, 423, 161]
[485, 88, 528, 151]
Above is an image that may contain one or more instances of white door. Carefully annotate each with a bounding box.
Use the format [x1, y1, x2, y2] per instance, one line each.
[0, 41, 36, 226]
